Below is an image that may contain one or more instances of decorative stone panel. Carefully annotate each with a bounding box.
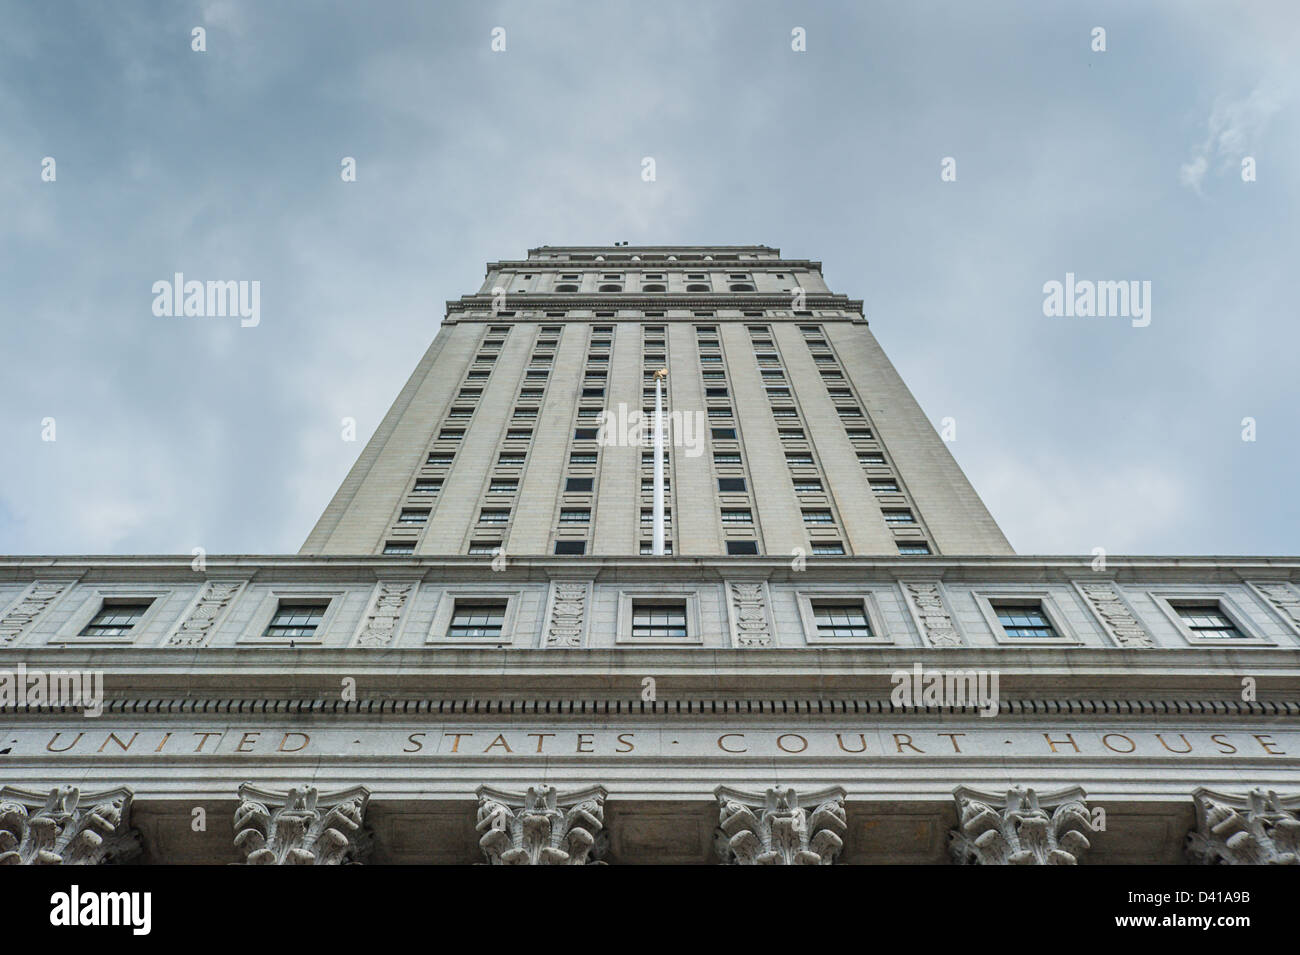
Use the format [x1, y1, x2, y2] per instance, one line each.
[725, 580, 774, 648]
[1075, 581, 1154, 648]
[164, 580, 244, 647]
[353, 580, 416, 647]
[0, 580, 74, 647]
[1248, 582, 1300, 636]
[714, 786, 847, 865]
[1187, 788, 1300, 865]
[900, 581, 963, 647]
[0, 785, 141, 864]
[950, 785, 1092, 865]
[475, 784, 607, 864]
[543, 580, 589, 648]
[233, 783, 372, 865]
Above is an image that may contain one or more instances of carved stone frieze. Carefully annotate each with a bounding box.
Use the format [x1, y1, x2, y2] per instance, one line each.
[545, 581, 588, 648]
[475, 784, 607, 864]
[727, 580, 774, 648]
[1076, 582, 1154, 648]
[950, 785, 1093, 864]
[0, 785, 141, 865]
[900, 581, 963, 647]
[714, 786, 847, 865]
[0, 580, 73, 647]
[354, 581, 415, 647]
[1249, 582, 1300, 636]
[164, 580, 243, 647]
[233, 783, 371, 865]
[1186, 788, 1300, 865]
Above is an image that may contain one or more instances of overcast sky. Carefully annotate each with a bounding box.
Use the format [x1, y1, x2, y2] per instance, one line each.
[1, 1, 1296, 557]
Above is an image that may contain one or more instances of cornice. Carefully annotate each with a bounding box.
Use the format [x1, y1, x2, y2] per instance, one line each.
[444, 293, 862, 314]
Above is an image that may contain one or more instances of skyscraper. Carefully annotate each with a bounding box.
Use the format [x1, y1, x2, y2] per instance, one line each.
[303, 245, 1011, 558]
[2, 245, 1297, 866]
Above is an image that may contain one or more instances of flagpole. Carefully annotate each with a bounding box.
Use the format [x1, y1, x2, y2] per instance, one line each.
[652, 368, 667, 555]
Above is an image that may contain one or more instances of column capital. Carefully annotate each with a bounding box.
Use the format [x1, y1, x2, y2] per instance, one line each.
[475, 784, 608, 864]
[233, 783, 371, 864]
[714, 785, 847, 865]
[1187, 788, 1300, 865]
[950, 785, 1092, 865]
[0, 784, 140, 865]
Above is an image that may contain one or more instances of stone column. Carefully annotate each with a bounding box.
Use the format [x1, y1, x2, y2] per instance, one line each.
[950, 785, 1092, 865]
[1186, 788, 1300, 865]
[475, 784, 607, 864]
[233, 783, 371, 864]
[0, 785, 140, 864]
[714, 786, 847, 865]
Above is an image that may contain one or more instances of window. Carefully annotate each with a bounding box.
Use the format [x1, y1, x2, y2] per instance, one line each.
[993, 603, 1056, 639]
[478, 508, 510, 524]
[79, 601, 151, 637]
[437, 428, 464, 441]
[458, 388, 482, 399]
[720, 508, 753, 523]
[766, 388, 790, 398]
[498, 452, 526, 466]
[859, 453, 885, 465]
[706, 387, 729, 398]
[383, 542, 415, 555]
[640, 478, 672, 492]
[632, 601, 687, 639]
[520, 387, 544, 398]
[427, 452, 454, 466]
[838, 407, 863, 418]
[772, 407, 798, 418]
[582, 387, 605, 398]
[574, 428, 598, 440]
[556, 284, 579, 292]
[726, 540, 759, 555]
[897, 542, 931, 555]
[812, 542, 845, 555]
[870, 480, 899, 493]
[467, 540, 501, 555]
[506, 429, 532, 441]
[565, 477, 594, 493]
[448, 601, 507, 639]
[412, 479, 441, 494]
[639, 541, 674, 555]
[686, 284, 710, 292]
[883, 509, 915, 524]
[708, 407, 733, 418]
[786, 453, 813, 466]
[640, 508, 672, 523]
[513, 407, 538, 418]
[778, 429, 805, 440]
[714, 452, 741, 465]
[554, 540, 586, 555]
[1171, 603, 1244, 639]
[717, 477, 747, 493]
[570, 452, 597, 466]
[398, 508, 429, 524]
[711, 427, 737, 440]
[489, 479, 518, 493]
[793, 480, 823, 493]
[812, 602, 872, 638]
[559, 508, 591, 523]
[263, 603, 326, 639]
[803, 509, 834, 523]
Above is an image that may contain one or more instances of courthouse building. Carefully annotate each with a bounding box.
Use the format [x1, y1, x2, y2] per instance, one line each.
[2, 245, 1298, 864]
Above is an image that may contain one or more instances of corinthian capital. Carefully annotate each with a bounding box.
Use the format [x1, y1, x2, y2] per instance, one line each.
[233, 783, 371, 865]
[950, 785, 1092, 865]
[1187, 788, 1300, 865]
[0, 785, 140, 865]
[714, 786, 848, 865]
[475, 784, 607, 864]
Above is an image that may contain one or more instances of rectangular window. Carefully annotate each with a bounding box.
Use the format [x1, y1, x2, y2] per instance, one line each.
[720, 508, 753, 523]
[711, 427, 737, 440]
[383, 542, 414, 555]
[717, 477, 747, 493]
[574, 428, 598, 440]
[582, 387, 605, 398]
[427, 452, 454, 466]
[713, 453, 741, 465]
[565, 477, 594, 493]
[467, 541, 501, 555]
[498, 453, 525, 466]
[448, 601, 507, 639]
[726, 540, 759, 555]
[631, 601, 687, 639]
[554, 540, 586, 555]
[859, 453, 885, 465]
[1171, 604, 1244, 639]
[993, 603, 1056, 639]
[639, 541, 674, 555]
[812, 601, 872, 638]
[437, 429, 464, 441]
[513, 407, 538, 418]
[812, 542, 845, 555]
[786, 453, 813, 465]
[793, 480, 823, 493]
[707, 407, 733, 418]
[897, 542, 931, 555]
[79, 601, 151, 637]
[778, 429, 805, 440]
[569, 452, 597, 466]
[263, 602, 326, 639]
[559, 509, 591, 524]
[883, 509, 915, 524]
[488, 479, 518, 493]
[397, 508, 429, 524]
[412, 479, 441, 494]
[803, 509, 834, 523]
[870, 480, 899, 493]
[478, 509, 510, 524]
[506, 429, 533, 441]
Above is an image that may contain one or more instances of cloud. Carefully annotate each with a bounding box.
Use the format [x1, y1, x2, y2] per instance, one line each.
[1179, 84, 1286, 193]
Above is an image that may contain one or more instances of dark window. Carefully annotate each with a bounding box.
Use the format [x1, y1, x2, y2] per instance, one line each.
[448, 601, 507, 639]
[79, 601, 151, 637]
[559, 509, 591, 523]
[726, 540, 759, 555]
[812, 542, 846, 555]
[554, 540, 587, 555]
[994, 603, 1056, 639]
[264, 603, 326, 639]
[632, 601, 687, 639]
[897, 543, 931, 555]
[711, 428, 737, 440]
[383, 542, 415, 555]
[397, 508, 429, 524]
[717, 477, 747, 493]
[574, 428, 598, 440]
[565, 477, 594, 492]
[812, 602, 871, 638]
[1172, 604, 1244, 639]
